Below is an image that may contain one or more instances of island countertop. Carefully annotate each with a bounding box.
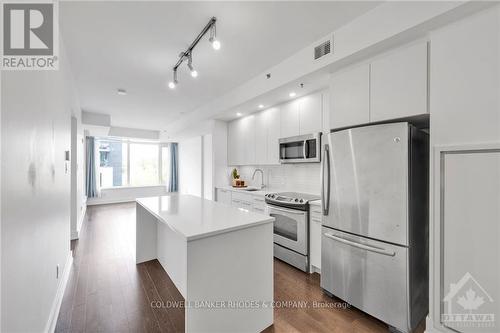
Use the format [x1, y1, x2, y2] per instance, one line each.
[136, 194, 274, 241]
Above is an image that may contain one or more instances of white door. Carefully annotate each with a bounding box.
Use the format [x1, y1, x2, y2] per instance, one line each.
[370, 42, 428, 121]
[299, 92, 322, 134]
[330, 63, 370, 129]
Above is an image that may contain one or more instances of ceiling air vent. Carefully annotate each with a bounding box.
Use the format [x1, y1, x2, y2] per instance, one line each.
[314, 39, 331, 60]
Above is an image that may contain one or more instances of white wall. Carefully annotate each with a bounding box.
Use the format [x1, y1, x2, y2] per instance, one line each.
[1, 39, 76, 331]
[179, 136, 203, 197]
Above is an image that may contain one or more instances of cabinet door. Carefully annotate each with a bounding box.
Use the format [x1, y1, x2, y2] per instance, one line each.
[370, 42, 428, 121]
[241, 115, 256, 165]
[266, 107, 281, 165]
[227, 119, 240, 165]
[309, 206, 323, 271]
[280, 100, 300, 138]
[440, 150, 499, 333]
[255, 111, 268, 165]
[216, 188, 232, 206]
[330, 64, 370, 129]
[227, 119, 244, 165]
[299, 92, 322, 134]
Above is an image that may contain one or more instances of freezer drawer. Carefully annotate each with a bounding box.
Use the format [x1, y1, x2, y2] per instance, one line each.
[320, 227, 411, 332]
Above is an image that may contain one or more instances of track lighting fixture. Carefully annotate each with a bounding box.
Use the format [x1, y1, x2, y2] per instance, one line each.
[168, 17, 220, 89]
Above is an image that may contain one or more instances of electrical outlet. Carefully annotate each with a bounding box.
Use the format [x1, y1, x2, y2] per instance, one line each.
[56, 264, 59, 279]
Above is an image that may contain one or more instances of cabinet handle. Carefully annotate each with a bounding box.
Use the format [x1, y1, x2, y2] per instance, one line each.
[311, 218, 322, 223]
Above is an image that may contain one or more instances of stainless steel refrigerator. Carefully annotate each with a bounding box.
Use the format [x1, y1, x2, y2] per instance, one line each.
[320, 122, 429, 333]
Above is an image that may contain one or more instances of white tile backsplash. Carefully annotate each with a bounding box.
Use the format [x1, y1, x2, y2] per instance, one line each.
[224, 164, 321, 195]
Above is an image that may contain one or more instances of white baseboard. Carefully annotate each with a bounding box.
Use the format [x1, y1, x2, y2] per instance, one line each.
[44, 253, 73, 333]
[71, 205, 87, 240]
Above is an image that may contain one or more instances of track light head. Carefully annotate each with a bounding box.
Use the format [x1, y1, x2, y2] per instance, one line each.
[168, 70, 178, 89]
[211, 38, 221, 50]
[187, 54, 198, 78]
[209, 23, 221, 50]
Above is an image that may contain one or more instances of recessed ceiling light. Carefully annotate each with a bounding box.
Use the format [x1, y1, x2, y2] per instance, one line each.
[117, 89, 127, 95]
[289, 92, 296, 98]
[258, 104, 264, 109]
[236, 112, 243, 117]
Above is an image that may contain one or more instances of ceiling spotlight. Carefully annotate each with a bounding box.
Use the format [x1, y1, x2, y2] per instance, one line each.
[117, 89, 127, 96]
[258, 104, 264, 109]
[168, 69, 178, 89]
[289, 92, 296, 98]
[236, 112, 243, 117]
[187, 54, 198, 78]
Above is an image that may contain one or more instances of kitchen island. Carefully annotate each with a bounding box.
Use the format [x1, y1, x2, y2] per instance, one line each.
[136, 194, 274, 333]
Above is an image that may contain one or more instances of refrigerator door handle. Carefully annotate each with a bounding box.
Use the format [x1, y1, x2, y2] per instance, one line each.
[323, 232, 396, 257]
[321, 144, 330, 215]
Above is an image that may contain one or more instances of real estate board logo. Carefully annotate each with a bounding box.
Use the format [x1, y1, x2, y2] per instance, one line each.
[442, 272, 495, 330]
[1, 2, 58, 70]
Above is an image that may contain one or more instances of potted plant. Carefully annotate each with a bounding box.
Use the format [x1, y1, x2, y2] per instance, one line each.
[231, 168, 240, 186]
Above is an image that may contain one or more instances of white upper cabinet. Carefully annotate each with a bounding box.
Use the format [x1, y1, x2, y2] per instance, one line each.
[254, 111, 268, 165]
[227, 118, 241, 165]
[370, 41, 428, 122]
[227, 91, 320, 166]
[330, 64, 370, 129]
[227, 115, 255, 165]
[280, 99, 300, 138]
[241, 115, 256, 165]
[298, 92, 322, 134]
[266, 107, 281, 165]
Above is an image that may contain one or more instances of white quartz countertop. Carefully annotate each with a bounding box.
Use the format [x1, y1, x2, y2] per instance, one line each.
[136, 194, 274, 241]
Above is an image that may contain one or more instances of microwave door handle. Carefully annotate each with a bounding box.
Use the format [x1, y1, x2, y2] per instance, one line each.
[324, 233, 396, 257]
[321, 144, 330, 215]
[302, 140, 307, 159]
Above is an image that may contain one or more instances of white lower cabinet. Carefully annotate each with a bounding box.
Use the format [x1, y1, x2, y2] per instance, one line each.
[215, 188, 232, 205]
[309, 204, 322, 272]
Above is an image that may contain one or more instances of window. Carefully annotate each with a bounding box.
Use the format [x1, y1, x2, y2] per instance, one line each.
[95, 138, 169, 188]
[129, 143, 159, 186]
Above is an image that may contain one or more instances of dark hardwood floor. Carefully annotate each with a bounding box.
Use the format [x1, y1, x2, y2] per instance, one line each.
[56, 202, 425, 333]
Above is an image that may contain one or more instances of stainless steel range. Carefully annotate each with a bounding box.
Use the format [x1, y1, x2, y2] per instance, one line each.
[265, 192, 320, 272]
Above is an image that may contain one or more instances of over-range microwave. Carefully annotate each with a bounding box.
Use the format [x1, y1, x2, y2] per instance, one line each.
[279, 133, 321, 163]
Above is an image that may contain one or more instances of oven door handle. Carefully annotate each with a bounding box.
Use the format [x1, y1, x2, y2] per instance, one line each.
[268, 205, 307, 216]
[323, 233, 396, 257]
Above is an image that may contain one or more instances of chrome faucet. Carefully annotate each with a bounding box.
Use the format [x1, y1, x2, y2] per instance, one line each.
[252, 168, 265, 189]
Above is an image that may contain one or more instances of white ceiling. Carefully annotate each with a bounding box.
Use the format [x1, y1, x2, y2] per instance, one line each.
[61, 1, 380, 131]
